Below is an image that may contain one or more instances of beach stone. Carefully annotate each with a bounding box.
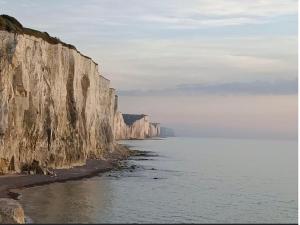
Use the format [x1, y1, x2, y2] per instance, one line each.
[0, 198, 25, 224]
[130, 165, 136, 169]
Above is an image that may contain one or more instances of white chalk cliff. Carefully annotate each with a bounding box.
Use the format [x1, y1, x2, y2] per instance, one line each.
[114, 113, 160, 140]
[0, 15, 117, 174]
[0, 15, 161, 175]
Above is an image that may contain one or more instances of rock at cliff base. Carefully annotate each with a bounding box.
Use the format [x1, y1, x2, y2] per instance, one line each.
[0, 198, 25, 224]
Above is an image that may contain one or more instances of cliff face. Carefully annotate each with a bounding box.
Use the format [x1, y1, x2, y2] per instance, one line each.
[0, 15, 163, 175]
[149, 123, 160, 137]
[114, 113, 160, 140]
[0, 22, 116, 173]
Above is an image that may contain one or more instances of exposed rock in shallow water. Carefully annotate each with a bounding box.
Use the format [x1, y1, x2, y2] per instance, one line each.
[0, 15, 117, 174]
[0, 198, 25, 224]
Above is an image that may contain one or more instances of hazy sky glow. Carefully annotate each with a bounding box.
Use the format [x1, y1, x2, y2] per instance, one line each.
[1, 0, 298, 139]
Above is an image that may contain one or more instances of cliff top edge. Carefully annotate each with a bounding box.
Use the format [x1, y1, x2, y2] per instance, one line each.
[0, 14, 97, 65]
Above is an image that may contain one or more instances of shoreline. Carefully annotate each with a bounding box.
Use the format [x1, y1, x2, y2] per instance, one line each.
[0, 144, 131, 200]
[1, 160, 115, 200]
[0, 144, 156, 223]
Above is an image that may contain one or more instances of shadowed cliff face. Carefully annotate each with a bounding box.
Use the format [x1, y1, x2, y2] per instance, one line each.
[0, 29, 117, 174]
[149, 123, 160, 137]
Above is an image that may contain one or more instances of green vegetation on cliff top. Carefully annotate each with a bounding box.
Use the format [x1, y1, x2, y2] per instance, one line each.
[0, 14, 77, 50]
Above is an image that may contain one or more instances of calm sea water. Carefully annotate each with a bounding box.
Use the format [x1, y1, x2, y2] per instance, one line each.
[18, 137, 297, 223]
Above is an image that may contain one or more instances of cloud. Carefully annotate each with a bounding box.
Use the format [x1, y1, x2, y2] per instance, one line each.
[117, 78, 298, 96]
[140, 0, 298, 28]
[141, 15, 265, 29]
[94, 36, 297, 90]
[2, 0, 297, 33]
[184, 0, 297, 17]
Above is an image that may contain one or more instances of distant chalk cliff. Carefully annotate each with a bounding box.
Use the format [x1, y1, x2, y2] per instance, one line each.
[114, 113, 160, 140]
[160, 127, 175, 138]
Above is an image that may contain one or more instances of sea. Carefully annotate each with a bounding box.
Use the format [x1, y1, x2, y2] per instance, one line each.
[17, 137, 298, 223]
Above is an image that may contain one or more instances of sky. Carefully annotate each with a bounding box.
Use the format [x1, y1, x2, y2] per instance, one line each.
[0, 0, 298, 139]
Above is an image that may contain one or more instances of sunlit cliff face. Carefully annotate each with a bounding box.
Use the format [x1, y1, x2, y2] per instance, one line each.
[0, 29, 116, 173]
